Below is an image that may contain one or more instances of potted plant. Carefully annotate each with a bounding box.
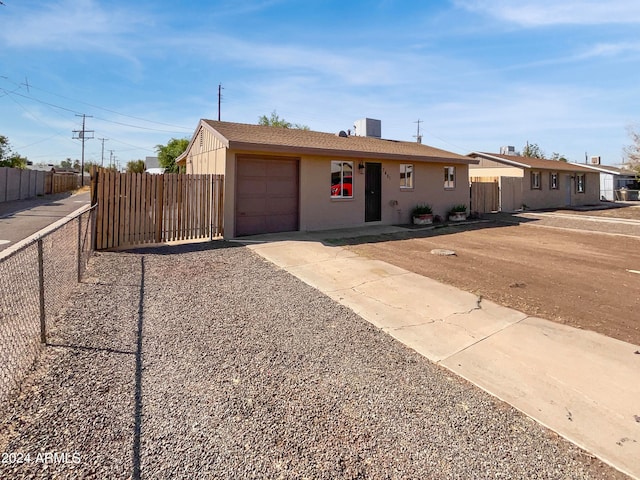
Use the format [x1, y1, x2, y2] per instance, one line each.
[412, 203, 434, 225]
[448, 204, 468, 222]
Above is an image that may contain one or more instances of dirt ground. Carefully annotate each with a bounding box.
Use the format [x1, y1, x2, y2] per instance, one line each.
[337, 213, 640, 346]
[556, 203, 640, 220]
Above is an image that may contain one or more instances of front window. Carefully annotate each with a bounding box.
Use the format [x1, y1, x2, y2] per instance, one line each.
[444, 166, 455, 189]
[550, 172, 559, 189]
[400, 164, 414, 189]
[576, 174, 585, 193]
[531, 171, 541, 189]
[330, 161, 353, 198]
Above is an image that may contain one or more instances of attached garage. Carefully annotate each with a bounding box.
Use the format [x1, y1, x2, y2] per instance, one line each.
[235, 155, 299, 237]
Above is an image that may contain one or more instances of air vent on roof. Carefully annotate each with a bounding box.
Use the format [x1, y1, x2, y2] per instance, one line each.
[500, 145, 516, 155]
[353, 118, 381, 138]
[590, 156, 601, 165]
[337, 130, 348, 137]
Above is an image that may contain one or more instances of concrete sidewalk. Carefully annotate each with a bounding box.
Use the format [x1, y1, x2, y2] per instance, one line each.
[241, 227, 640, 479]
[0, 190, 90, 252]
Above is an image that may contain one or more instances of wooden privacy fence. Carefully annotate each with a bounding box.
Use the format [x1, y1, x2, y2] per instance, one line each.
[47, 172, 78, 194]
[500, 176, 524, 212]
[91, 168, 224, 250]
[470, 177, 499, 213]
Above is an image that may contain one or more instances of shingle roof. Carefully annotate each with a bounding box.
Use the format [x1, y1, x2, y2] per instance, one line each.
[568, 163, 637, 176]
[470, 152, 596, 172]
[194, 120, 475, 164]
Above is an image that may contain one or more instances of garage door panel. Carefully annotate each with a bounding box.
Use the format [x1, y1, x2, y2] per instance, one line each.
[238, 177, 268, 195]
[236, 215, 266, 235]
[267, 197, 298, 215]
[266, 214, 298, 232]
[238, 160, 268, 176]
[236, 156, 299, 236]
[237, 197, 269, 215]
[268, 161, 298, 176]
[266, 178, 298, 196]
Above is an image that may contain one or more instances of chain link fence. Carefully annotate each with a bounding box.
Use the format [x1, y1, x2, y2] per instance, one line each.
[0, 205, 95, 406]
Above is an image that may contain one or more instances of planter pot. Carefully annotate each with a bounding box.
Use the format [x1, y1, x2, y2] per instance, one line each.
[448, 212, 467, 222]
[413, 214, 433, 225]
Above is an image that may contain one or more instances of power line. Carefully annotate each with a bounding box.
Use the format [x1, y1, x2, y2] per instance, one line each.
[218, 83, 224, 121]
[413, 119, 423, 144]
[72, 114, 94, 186]
[1, 75, 192, 130]
[98, 138, 108, 167]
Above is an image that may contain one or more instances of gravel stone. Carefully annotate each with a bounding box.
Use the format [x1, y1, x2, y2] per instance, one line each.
[0, 242, 627, 479]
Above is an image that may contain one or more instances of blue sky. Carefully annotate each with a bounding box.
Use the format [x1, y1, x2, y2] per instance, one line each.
[1, 0, 639, 167]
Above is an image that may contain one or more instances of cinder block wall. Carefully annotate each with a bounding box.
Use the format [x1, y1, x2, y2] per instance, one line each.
[0, 168, 48, 203]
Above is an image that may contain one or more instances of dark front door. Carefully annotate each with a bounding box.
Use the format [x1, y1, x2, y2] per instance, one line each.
[365, 162, 382, 222]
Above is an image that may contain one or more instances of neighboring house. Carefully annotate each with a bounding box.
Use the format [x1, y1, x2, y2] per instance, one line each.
[568, 163, 638, 201]
[468, 151, 599, 211]
[176, 119, 477, 238]
[145, 156, 160, 169]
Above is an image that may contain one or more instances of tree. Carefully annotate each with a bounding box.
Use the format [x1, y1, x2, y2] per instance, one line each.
[126, 159, 146, 173]
[522, 142, 545, 159]
[258, 110, 309, 130]
[623, 126, 640, 178]
[0, 135, 29, 169]
[60, 158, 72, 169]
[156, 138, 189, 173]
[550, 152, 568, 162]
[84, 161, 99, 173]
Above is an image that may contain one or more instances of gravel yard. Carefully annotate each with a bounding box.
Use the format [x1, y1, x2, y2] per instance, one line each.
[0, 243, 627, 479]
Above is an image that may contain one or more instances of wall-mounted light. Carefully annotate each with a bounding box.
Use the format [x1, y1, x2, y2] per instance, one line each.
[358, 162, 365, 173]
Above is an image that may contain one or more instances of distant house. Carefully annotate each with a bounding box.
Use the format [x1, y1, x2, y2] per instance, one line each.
[177, 119, 478, 238]
[568, 163, 638, 201]
[467, 151, 599, 211]
[145, 156, 160, 169]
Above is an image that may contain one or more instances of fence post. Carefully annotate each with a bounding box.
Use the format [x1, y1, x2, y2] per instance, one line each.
[77, 214, 82, 283]
[37, 238, 46, 344]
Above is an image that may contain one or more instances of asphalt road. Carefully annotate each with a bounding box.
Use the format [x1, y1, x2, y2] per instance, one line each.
[0, 191, 91, 252]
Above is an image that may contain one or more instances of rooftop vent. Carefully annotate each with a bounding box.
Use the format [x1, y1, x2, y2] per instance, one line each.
[336, 130, 348, 138]
[353, 118, 381, 138]
[590, 156, 601, 165]
[500, 145, 516, 156]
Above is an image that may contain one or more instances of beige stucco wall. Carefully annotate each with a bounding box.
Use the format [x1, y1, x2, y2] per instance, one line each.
[221, 150, 471, 237]
[522, 171, 600, 209]
[470, 166, 524, 178]
[300, 156, 470, 231]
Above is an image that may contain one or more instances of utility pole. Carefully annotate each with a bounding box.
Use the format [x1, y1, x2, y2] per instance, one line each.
[98, 138, 108, 167]
[218, 83, 223, 121]
[72, 114, 94, 186]
[413, 119, 423, 144]
[109, 150, 114, 169]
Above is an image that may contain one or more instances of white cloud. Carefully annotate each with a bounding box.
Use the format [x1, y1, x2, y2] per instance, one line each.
[454, 0, 640, 26]
[579, 42, 640, 58]
[0, 0, 149, 61]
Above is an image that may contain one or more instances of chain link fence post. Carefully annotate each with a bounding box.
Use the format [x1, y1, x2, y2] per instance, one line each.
[37, 238, 46, 344]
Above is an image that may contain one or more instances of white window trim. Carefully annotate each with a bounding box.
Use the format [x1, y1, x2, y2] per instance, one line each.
[400, 164, 414, 190]
[550, 172, 559, 190]
[330, 160, 354, 199]
[576, 173, 585, 193]
[531, 171, 541, 190]
[444, 166, 456, 190]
